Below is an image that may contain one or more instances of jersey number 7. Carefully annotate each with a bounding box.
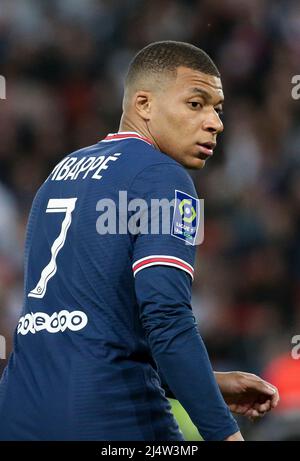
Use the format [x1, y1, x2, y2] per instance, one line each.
[28, 198, 77, 299]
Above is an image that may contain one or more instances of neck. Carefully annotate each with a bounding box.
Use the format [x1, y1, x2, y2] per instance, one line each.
[119, 114, 160, 150]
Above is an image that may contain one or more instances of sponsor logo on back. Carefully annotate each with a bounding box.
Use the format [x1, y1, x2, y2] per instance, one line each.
[17, 310, 88, 335]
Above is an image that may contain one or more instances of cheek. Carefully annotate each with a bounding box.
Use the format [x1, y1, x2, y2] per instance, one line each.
[158, 108, 189, 137]
[151, 103, 200, 152]
[169, 107, 201, 134]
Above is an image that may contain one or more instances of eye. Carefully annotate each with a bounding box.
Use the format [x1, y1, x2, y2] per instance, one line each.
[215, 107, 223, 117]
[188, 101, 203, 110]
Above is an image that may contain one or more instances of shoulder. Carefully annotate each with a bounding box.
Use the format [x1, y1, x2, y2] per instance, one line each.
[97, 135, 195, 192]
[126, 141, 194, 188]
[128, 145, 197, 201]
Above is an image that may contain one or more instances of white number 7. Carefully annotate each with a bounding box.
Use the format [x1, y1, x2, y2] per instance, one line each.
[28, 198, 77, 299]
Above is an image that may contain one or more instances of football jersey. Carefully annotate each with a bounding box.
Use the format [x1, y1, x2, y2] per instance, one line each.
[0, 131, 238, 441]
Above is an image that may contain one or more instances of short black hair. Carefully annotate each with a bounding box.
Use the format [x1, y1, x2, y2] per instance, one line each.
[125, 40, 220, 89]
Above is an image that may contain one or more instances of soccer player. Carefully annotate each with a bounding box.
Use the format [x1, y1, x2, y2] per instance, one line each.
[0, 41, 279, 441]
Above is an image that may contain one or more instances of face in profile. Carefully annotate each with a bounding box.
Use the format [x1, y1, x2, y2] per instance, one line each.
[148, 66, 224, 169]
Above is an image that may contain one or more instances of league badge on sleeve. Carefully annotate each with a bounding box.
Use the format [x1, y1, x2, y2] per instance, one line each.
[171, 190, 203, 245]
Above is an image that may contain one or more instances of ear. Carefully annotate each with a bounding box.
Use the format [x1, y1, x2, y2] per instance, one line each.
[134, 91, 152, 121]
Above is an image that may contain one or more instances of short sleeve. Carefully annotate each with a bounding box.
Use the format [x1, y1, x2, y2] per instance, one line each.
[129, 163, 199, 281]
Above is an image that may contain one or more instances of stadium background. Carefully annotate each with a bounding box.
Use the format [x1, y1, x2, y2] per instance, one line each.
[0, 0, 300, 440]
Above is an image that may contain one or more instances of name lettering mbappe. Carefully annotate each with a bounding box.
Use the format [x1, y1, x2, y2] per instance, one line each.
[50, 152, 121, 181]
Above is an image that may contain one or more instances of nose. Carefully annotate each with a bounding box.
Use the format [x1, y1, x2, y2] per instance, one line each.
[202, 110, 224, 134]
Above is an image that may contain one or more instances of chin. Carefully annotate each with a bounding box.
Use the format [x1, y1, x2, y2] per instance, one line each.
[186, 158, 206, 170]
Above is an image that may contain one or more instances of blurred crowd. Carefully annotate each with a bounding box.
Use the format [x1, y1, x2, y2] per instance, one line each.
[0, 0, 300, 439]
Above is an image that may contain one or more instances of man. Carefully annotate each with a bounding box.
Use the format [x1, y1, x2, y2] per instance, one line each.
[0, 41, 279, 441]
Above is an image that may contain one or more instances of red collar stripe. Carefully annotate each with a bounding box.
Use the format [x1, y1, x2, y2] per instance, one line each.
[132, 255, 194, 280]
[102, 132, 153, 146]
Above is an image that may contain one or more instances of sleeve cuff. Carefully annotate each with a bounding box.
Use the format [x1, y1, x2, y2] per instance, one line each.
[204, 420, 240, 441]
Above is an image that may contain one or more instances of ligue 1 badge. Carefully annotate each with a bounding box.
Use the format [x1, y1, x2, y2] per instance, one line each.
[171, 190, 203, 245]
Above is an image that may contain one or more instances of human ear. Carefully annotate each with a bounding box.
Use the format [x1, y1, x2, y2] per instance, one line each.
[134, 91, 152, 121]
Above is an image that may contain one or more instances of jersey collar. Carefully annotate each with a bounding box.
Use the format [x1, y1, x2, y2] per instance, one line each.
[101, 131, 154, 147]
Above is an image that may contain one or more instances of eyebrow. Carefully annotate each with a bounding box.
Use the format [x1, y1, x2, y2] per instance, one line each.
[189, 87, 224, 105]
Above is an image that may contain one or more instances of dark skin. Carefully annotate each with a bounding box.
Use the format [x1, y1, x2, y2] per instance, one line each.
[121, 66, 224, 169]
[120, 66, 280, 439]
[215, 371, 279, 421]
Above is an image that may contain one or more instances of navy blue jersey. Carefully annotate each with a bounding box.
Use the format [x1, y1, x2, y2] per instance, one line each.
[0, 132, 238, 441]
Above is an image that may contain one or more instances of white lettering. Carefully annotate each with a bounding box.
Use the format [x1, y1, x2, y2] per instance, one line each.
[50, 153, 120, 181]
[17, 310, 88, 335]
[92, 155, 118, 180]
